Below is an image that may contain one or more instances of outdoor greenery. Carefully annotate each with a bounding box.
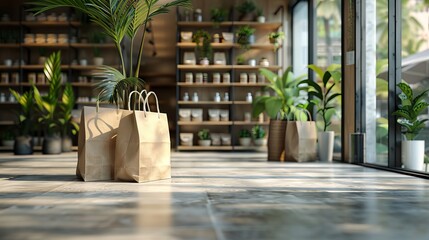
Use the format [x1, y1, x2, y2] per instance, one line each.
[393, 82, 429, 141]
[198, 129, 211, 140]
[30, 0, 192, 107]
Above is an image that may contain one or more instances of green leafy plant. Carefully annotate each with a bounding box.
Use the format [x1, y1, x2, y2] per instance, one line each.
[252, 67, 308, 120]
[30, 0, 191, 107]
[33, 51, 62, 137]
[198, 129, 211, 140]
[256, 8, 263, 17]
[236, 25, 255, 49]
[251, 125, 266, 139]
[236, 55, 245, 65]
[300, 64, 341, 131]
[59, 84, 79, 137]
[239, 129, 251, 138]
[268, 31, 284, 50]
[192, 30, 212, 60]
[10, 88, 35, 136]
[211, 8, 228, 27]
[237, 0, 256, 18]
[392, 81, 429, 140]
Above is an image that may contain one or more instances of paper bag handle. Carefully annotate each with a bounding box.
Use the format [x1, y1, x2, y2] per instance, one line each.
[96, 90, 121, 113]
[143, 91, 160, 118]
[127, 90, 149, 111]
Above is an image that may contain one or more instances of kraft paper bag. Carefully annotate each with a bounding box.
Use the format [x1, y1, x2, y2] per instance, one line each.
[115, 91, 171, 183]
[284, 120, 317, 162]
[77, 106, 122, 181]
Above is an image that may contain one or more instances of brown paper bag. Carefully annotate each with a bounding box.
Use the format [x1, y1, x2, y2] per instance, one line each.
[115, 91, 171, 183]
[284, 112, 317, 162]
[77, 106, 122, 181]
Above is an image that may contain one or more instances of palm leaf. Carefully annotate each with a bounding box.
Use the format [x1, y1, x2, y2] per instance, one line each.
[308, 64, 324, 80]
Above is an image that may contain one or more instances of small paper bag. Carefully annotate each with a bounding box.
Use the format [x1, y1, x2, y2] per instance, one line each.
[284, 111, 317, 162]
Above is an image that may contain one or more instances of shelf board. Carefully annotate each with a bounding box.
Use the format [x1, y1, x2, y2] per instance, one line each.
[22, 65, 69, 70]
[178, 101, 232, 105]
[233, 146, 267, 151]
[231, 83, 268, 87]
[177, 42, 235, 49]
[70, 65, 104, 70]
[70, 43, 116, 48]
[233, 21, 282, 29]
[22, 21, 70, 27]
[0, 83, 20, 87]
[22, 43, 70, 48]
[177, 146, 234, 151]
[71, 82, 94, 87]
[233, 65, 282, 71]
[234, 121, 269, 126]
[177, 83, 231, 87]
[0, 43, 20, 48]
[20, 83, 50, 87]
[0, 121, 14, 125]
[0, 102, 18, 105]
[233, 101, 252, 105]
[0, 21, 20, 26]
[178, 65, 232, 70]
[0, 66, 19, 70]
[178, 121, 233, 126]
[177, 21, 233, 27]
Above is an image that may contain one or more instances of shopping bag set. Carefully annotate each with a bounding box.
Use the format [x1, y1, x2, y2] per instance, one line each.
[77, 90, 171, 183]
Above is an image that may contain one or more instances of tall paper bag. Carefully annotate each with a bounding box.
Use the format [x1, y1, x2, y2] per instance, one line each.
[284, 113, 317, 162]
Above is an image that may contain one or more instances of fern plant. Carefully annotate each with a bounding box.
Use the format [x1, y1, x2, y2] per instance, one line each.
[393, 82, 429, 140]
[30, 0, 191, 107]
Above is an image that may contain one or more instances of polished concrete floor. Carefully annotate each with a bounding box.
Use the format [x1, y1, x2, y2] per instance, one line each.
[1, 152, 429, 240]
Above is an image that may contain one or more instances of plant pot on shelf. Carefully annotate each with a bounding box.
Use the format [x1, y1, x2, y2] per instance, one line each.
[239, 137, 251, 146]
[402, 140, 425, 171]
[93, 57, 104, 66]
[267, 120, 287, 161]
[199, 57, 209, 66]
[239, 13, 254, 21]
[198, 139, 211, 147]
[38, 56, 47, 65]
[318, 131, 334, 162]
[257, 16, 265, 23]
[254, 138, 267, 147]
[62, 136, 73, 152]
[43, 135, 62, 154]
[14, 136, 33, 155]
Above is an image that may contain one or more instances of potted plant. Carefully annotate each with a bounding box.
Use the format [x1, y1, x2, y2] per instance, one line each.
[33, 51, 63, 154]
[192, 30, 212, 65]
[211, 8, 228, 28]
[268, 31, 284, 50]
[59, 84, 79, 152]
[236, 55, 245, 65]
[237, 0, 256, 21]
[252, 125, 266, 146]
[236, 25, 255, 50]
[252, 67, 307, 161]
[393, 81, 429, 171]
[9, 88, 35, 155]
[1, 130, 15, 148]
[31, 0, 191, 108]
[38, 47, 47, 65]
[300, 64, 341, 162]
[93, 47, 104, 66]
[239, 128, 252, 146]
[256, 8, 265, 23]
[197, 129, 211, 146]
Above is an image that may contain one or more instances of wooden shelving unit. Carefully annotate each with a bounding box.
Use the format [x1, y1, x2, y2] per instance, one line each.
[176, 19, 282, 151]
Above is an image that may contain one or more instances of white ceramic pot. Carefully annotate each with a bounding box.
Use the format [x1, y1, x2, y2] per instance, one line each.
[198, 139, 211, 146]
[199, 57, 209, 66]
[402, 140, 425, 171]
[257, 16, 266, 23]
[254, 138, 267, 147]
[239, 138, 251, 146]
[93, 57, 104, 66]
[318, 131, 335, 162]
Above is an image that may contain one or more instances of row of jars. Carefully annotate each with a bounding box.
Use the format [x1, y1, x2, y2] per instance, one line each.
[24, 33, 69, 44]
[0, 92, 16, 103]
[184, 72, 266, 84]
[182, 92, 255, 103]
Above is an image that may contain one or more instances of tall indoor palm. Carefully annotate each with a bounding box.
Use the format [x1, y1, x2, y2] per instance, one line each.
[30, 0, 192, 106]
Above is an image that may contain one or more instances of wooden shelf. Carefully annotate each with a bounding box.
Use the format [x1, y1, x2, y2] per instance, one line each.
[0, 102, 18, 105]
[70, 43, 116, 48]
[177, 83, 231, 87]
[233, 21, 282, 29]
[0, 43, 20, 48]
[22, 21, 70, 27]
[233, 65, 282, 71]
[177, 42, 235, 49]
[0, 21, 20, 26]
[22, 43, 69, 48]
[70, 65, 104, 70]
[177, 146, 234, 151]
[178, 65, 232, 70]
[0, 121, 14, 125]
[178, 121, 233, 126]
[20, 83, 51, 87]
[22, 65, 70, 70]
[234, 121, 269, 126]
[231, 83, 268, 87]
[178, 101, 232, 105]
[233, 146, 267, 151]
[233, 101, 252, 105]
[0, 66, 19, 70]
[71, 82, 94, 87]
[0, 83, 20, 87]
[177, 21, 233, 27]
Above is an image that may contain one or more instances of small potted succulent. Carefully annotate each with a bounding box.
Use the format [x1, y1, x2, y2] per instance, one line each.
[211, 8, 228, 28]
[198, 129, 211, 146]
[256, 8, 265, 23]
[252, 125, 266, 146]
[237, 0, 256, 21]
[236, 55, 245, 65]
[239, 129, 252, 146]
[236, 25, 256, 50]
[192, 30, 212, 65]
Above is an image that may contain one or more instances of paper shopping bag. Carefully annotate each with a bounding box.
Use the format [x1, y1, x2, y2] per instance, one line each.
[77, 106, 122, 181]
[284, 120, 317, 162]
[115, 91, 171, 183]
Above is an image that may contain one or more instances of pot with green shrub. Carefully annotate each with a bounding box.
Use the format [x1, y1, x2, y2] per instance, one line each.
[239, 128, 251, 146]
[268, 31, 284, 50]
[10, 88, 35, 155]
[300, 64, 341, 162]
[236, 25, 255, 50]
[237, 0, 256, 21]
[211, 8, 228, 27]
[192, 30, 212, 65]
[198, 129, 211, 146]
[393, 81, 429, 171]
[252, 125, 266, 146]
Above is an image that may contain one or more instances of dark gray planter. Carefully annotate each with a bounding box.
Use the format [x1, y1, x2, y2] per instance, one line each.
[43, 136, 62, 154]
[61, 136, 73, 152]
[14, 136, 33, 155]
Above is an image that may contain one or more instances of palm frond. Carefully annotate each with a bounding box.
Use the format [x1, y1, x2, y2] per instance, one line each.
[44, 51, 62, 104]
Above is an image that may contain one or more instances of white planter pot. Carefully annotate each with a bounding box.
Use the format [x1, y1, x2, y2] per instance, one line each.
[199, 58, 209, 66]
[239, 138, 251, 146]
[93, 57, 104, 66]
[254, 138, 267, 146]
[402, 140, 425, 171]
[318, 131, 335, 162]
[198, 139, 211, 146]
[2, 140, 14, 147]
[257, 16, 266, 23]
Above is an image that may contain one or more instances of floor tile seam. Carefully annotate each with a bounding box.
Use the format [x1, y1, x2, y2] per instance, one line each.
[205, 191, 227, 240]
